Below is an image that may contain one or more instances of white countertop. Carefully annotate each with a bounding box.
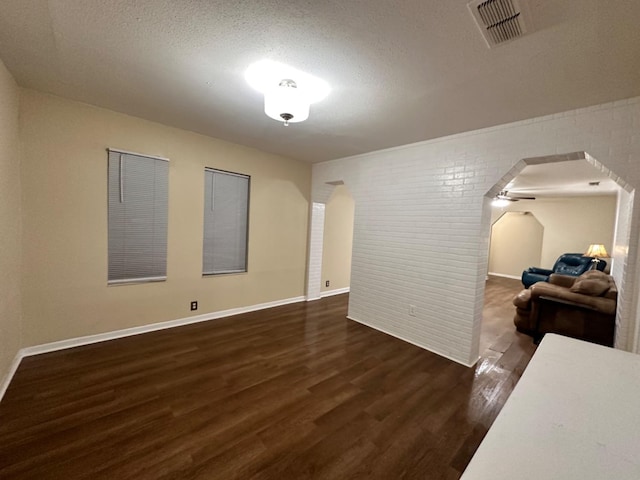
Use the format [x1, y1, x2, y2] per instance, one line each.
[461, 334, 640, 480]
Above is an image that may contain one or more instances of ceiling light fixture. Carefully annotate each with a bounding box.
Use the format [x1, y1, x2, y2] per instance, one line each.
[245, 60, 330, 126]
[264, 79, 308, 126]
[492, 198, 511, 208]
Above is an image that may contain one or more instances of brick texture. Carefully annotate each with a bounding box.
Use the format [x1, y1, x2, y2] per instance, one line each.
[312, 97, 640, 365]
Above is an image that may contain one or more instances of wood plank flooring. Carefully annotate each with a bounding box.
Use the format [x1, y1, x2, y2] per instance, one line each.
[0, 277, 534, 479]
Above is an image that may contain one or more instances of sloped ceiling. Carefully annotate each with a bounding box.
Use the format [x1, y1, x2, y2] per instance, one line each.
[0, 0, 639, 163]
[507, 160, 619, 197]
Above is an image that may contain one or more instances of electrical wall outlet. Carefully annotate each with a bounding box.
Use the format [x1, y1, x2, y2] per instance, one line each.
[325, 280, 330, 287]
[190, 301, 198, 311]
[409, 304, 417, 316]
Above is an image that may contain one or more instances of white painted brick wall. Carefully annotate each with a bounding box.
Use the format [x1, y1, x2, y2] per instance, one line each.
[312, 97, 640, 366]
[612, 188, 634, 348]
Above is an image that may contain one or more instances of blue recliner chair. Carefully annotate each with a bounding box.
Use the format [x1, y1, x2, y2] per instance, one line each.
[521, 253, 606, 289]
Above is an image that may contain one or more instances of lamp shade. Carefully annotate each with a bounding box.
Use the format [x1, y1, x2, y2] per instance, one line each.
[264, 80, 309, 124]
[585, 244, 608, 258]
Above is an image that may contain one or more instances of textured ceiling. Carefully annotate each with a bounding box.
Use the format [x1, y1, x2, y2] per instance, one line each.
[1, 0, 639, 163]
[507, 160, 619, 197]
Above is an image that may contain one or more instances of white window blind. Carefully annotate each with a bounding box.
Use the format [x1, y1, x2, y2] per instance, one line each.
[108, 149, 169, 284]
[203, 168, 250, 275]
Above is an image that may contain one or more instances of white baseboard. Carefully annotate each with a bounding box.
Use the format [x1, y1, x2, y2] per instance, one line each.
[320, 287, 350, 298]
[346, 315, 477, 368]
[0, 295, 306, 404]
[0, 351, 25, 404]
[488, 272, 521, 281]
[21, 295, 307, 357]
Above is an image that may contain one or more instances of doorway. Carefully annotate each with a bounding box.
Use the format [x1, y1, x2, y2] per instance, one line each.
[480, 153, 630, 356]
[320, 185, 355, 297]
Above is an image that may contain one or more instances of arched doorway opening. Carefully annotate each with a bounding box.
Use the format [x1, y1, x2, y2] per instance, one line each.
[306, 180, 355, 301]
[320, 184, 355, 298]
[479, 151, 634, 356]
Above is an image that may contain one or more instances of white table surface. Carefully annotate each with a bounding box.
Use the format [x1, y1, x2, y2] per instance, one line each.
[461, 334, 640, 480]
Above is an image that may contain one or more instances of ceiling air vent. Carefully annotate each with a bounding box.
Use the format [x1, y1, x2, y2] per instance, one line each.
[468, 0, 532, 48]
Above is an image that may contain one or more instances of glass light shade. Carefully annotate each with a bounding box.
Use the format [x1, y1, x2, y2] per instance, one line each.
[264, 83, 310, 124]
[585, 244, 608, 258]
[492, 198, 511, 208]
[245, 59, 330, 103]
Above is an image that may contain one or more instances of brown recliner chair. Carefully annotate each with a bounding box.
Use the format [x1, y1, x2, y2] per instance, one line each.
[513, 270, 617, 347]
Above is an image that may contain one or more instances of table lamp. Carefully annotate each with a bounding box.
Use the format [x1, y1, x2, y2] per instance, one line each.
[584, 244, 608, 270]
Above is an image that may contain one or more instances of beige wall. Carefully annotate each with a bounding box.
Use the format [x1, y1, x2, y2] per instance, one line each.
[0, 59, 22, 386]
[321, 185, 354, 292]
[20, 89, 311, 346]
[489, 195, 617, 276]
[489, 212, 543, 277]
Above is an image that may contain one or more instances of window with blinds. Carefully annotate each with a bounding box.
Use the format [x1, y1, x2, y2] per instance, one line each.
[107, 149, 169, 284]
[203, 168, 250, 275]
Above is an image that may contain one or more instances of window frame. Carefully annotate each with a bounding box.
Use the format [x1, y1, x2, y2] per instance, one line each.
[202, 167, 251, 276]
[107, 148, 170, 285]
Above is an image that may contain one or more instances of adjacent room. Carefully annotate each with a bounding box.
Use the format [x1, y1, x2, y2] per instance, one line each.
[1, 1, 640, 478]
[480, 159, 621, 353]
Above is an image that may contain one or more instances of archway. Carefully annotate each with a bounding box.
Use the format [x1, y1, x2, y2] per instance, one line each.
[481, 151, 635, 351]
[488, 212, 544, 278]
[320, 184, 355, 297]
[306, 180, 354, 301]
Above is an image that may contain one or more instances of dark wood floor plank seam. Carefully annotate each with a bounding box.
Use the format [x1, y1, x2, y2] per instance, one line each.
[0, 282, 535, 479]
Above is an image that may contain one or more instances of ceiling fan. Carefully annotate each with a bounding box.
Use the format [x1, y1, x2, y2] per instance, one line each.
[495, 190, 536, 202]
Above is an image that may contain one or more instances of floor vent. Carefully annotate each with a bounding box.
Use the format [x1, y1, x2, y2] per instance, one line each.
[468, 0, 532, 48]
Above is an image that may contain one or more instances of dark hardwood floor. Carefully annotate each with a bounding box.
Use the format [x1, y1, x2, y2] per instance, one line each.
[0, 277, 534, 479]
[479, 275, 530, 355]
